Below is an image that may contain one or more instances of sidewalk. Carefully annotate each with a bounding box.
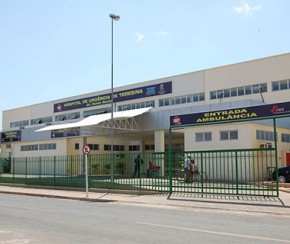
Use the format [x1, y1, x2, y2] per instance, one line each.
[1, 184, 290, 217]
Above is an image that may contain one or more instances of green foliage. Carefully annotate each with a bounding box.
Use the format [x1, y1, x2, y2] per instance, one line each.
[90, 163, 100, 174]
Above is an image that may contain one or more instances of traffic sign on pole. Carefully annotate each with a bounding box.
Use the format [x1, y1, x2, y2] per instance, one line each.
[82, 144, 91, 197]
[82, 144, 91, 155]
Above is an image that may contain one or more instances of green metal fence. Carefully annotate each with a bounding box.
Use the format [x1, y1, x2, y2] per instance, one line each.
[0, 148, 278, 197]
[170, 148, 278, 197]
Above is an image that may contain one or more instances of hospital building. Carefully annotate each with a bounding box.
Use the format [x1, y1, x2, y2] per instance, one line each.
[1, 53, 290, 168]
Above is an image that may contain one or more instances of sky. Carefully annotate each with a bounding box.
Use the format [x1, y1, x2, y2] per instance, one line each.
[1, 0, 290, 130]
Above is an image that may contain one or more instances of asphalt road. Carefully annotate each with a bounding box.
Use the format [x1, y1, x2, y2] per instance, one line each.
[0, 193, 290, 244]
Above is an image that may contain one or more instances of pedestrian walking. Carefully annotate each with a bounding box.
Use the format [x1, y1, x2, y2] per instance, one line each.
[133, 154, 143, 178]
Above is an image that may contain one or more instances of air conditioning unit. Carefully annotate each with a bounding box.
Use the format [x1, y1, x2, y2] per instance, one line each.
[260, 142, 273, 148]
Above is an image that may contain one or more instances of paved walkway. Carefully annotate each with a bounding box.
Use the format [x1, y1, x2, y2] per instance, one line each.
[1, 184, 290, 217]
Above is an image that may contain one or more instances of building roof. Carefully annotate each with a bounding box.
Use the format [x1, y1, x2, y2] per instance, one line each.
[35, 107, 152, 132]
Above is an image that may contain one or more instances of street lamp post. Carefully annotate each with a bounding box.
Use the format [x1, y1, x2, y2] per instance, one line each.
[109, 14, 120, 182]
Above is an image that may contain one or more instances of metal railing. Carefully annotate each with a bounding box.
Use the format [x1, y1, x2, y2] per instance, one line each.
[0, 148, 278, 197]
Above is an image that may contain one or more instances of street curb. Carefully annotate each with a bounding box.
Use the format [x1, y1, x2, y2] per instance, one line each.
[0, 190, 116, 203]
[1, 189, 290, 217]
[0, 183, 159, 196]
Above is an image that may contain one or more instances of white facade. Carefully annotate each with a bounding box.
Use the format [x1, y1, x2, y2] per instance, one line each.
[1, 53, 290, 168]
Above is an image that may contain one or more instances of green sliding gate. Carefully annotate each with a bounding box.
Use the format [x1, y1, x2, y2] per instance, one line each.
[0, 149, 278, 197]
[169, 148, 278, 197]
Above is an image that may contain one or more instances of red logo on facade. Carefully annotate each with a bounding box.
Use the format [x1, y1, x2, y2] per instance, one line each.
[57, 104, 62, 112]
[173, 116, 181, 125]
[271, 105, 285, 114]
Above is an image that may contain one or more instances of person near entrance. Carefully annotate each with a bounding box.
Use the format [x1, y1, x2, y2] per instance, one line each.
[147, 161, 159, 178]
[133, 154, 143, 178]
[184, 155, 194, 183]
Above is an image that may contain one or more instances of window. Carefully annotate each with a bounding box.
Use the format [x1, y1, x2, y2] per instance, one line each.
[115, 145, 125, 151]
[21, 143, 56, 151]
[280, 80, 288, 90]
[230, 88, 237, 97]
[75, 143, 79, 150]
[192, 94, 199, 102]
[55, 112, 80, 122]
[256, 130, 274, 141]
[217, 91, 223, 99]
[224, 89, 230, 98]
[122, 105, 130, 111]
[104, 144, 110, 151]
[260, 83, 267, 92]
[68, 112, 80, 120]
[164, 99, 169, 106]
[146, 101, 154, 107]
[31, 117, 52, 125]
[220, 130, 238, 141]
[230, 130, 238, 140]
[10, 120, 29, 128]
[199, 93, 205, 101]
[252, 84, 260, 94]
[245, 86, 252, 95]
[159, 93, 205, 107]
[272, 81, 279, 91]
[272, 79, 290, 91]
[39, 143, 56, 150]
[20, 144, 38, 151]
[210, 91, 217, 100]
[238, 87, 245, 96]
[281, 133, 290, 143]
[196, 132, 212, 142]
[210, 83, 267, 100]
[88, 144, 99, 150]
[104, 144, 125, 151]
[145, 144, 155, 151]
[196, 133, 203, 142]
[204, 132, 212, 141]
[129, 145, 140, 151]
[84, 108, 110, 117]
[220, 131, 228, 140]
[118, 101, 155, 111]
[55, 114, 67, 122]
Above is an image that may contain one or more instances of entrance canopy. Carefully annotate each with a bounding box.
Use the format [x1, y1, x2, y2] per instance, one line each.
[35, 107, 152, 132]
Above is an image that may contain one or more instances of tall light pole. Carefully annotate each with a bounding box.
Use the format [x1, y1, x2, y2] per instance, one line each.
[109, 13, 120, 182]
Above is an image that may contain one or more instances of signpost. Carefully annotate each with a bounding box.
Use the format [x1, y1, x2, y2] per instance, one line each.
[82, 144, 91, 197]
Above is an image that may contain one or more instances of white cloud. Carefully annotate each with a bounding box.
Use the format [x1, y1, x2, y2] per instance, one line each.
[156, 31, 169, 36]
[233, 2, 262, 15]
[135, 32, 145, 42]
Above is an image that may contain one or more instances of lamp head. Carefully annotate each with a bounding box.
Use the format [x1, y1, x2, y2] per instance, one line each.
[109, 14, 120, 21]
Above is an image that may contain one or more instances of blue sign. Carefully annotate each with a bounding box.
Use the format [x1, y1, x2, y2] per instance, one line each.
[171, 102, 290, 127]
[54, 81, 172, 113]
[1, 130, 21, 143]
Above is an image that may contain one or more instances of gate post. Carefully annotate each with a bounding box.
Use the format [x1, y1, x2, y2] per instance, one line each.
[273, 118, 279, 197]
[201, 152, 204, 194]
[25, 157, 28, 184]
[169, 127, 173, 194]
[235, 151, 239, 195]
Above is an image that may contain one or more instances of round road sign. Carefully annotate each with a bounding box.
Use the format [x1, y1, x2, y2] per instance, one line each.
[82, 145, 91, 155]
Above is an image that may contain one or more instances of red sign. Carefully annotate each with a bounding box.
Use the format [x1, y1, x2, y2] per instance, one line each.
[82, 145, 91, 155]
